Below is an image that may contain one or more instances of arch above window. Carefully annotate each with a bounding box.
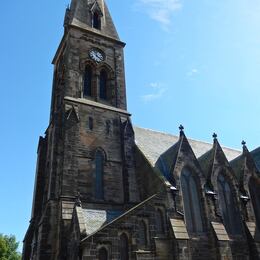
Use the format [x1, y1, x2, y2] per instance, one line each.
[181, 168, 204, 234]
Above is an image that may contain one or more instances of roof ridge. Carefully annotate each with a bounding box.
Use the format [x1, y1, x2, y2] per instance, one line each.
[134, 125, 241, 153]
[133, 125, 178, 138]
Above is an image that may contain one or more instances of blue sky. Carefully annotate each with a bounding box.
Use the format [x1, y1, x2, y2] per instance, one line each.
[0, 0, 260, 251]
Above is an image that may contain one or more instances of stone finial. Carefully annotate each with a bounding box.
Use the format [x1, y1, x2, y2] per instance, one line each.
[242, 140, 247, 153]
[179, 124, 184, 134]
[212, 133, 218, 141]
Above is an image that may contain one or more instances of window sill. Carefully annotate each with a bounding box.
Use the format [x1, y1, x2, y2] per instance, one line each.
[135, 250, 153, 254]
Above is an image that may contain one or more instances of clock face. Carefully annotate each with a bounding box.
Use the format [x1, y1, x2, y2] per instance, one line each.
[89, 49, 105, 63]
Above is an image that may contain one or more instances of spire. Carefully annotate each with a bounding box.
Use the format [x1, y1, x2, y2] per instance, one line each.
[65, 0, 120, 41]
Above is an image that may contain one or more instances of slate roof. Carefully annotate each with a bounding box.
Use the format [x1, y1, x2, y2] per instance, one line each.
[81, 194, 158, 243]
[134, 126, 241, 166]
[81, 209, 122, 236]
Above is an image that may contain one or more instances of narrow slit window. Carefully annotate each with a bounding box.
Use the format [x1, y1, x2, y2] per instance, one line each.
[156, 209, 165, 234]
[83, 66, 92, 97]
[95, 150, 104, 200]
[106, 120, 111, 135]
[139, 220, 148, 248]
[249, 178, 260, 228]
[89, 117, 93, 131]
[120, 233, 129, 260]
[99, 69, 108, 100]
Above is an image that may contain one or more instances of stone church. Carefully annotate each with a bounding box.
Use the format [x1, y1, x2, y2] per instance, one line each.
[22, 0, 260, 259]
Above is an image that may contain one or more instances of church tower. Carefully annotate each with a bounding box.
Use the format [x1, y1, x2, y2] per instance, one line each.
[22, 1, 139, 259]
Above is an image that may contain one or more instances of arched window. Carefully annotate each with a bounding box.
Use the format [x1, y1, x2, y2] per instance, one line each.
[95, 150, 105, 200]
[98, 247, 108, 260]
[99, 69, 108, 100]
[93, 12, 101, 29]
[181, 169, 204, 234]
[156, 209, 165, 234]
[217, 173, 243, 236]
[249, 177, 260, 228]
[120, 233, 129, 260]
[139, 220, 148, 248]
[83, 66, 92, 97]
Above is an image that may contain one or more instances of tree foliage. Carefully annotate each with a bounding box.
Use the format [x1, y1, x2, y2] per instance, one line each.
[0, 234, 21, 260]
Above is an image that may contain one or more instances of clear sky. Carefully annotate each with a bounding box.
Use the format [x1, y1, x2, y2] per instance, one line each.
[0, 0, 260, 251]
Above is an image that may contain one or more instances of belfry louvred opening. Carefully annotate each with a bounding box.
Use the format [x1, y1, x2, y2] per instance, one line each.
[22, 0, 260, 259]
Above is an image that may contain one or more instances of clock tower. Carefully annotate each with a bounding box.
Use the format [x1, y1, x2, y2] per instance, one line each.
[23, 0, 140, 259]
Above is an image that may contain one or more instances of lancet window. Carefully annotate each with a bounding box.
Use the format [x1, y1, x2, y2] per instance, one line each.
[83, 65, 92, 97]
[181, 169, 204, 234]
[139, 220, 148, 248]
[93, 12, 101, 29]
[119, 233, 129, 260]
[99, 69, 108, 100]
[249, 177, 260, 228]
[156, 209, 165, 234]
[217, 173, 243, 236]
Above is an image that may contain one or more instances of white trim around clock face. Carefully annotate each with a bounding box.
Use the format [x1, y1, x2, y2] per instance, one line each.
[89, 49, 105, 63]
